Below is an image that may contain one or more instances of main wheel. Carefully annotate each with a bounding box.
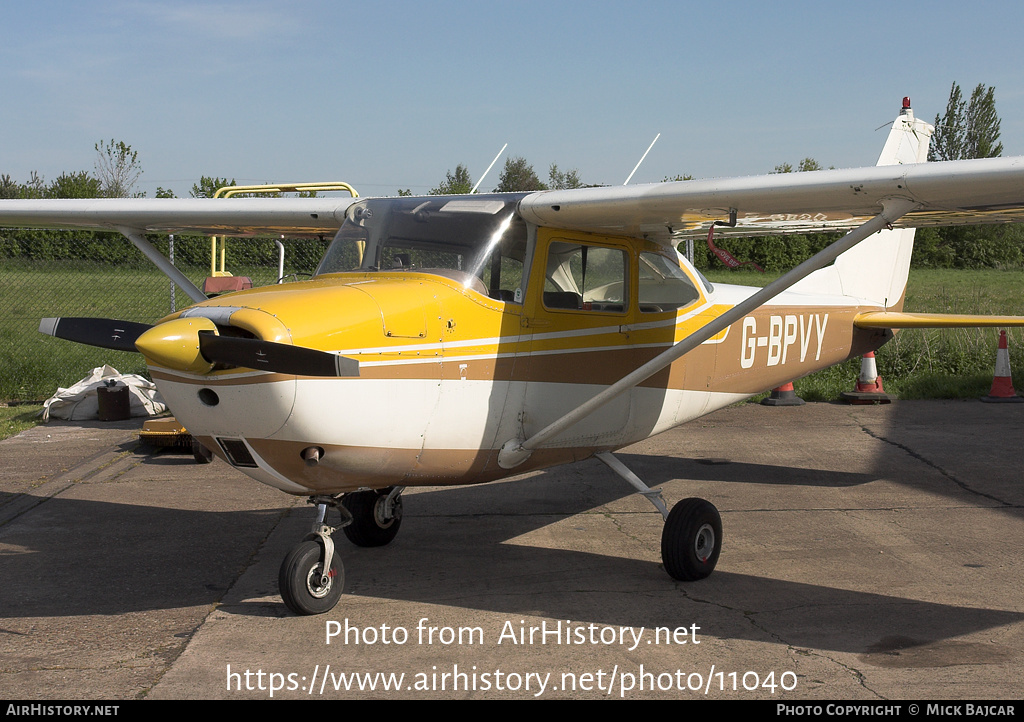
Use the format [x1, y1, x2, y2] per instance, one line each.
[279, 540, 344, 615]
[661, 498, 722, 581]
[342, 488, 403, 547]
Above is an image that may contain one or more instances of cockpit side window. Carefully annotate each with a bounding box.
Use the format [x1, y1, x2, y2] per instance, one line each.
[542, 240, 628, 313]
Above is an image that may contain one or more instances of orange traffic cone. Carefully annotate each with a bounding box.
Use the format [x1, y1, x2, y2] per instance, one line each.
[841, 352, 893, 404]
[981, 330, 1023, 403]
[761, 382, 805, 406]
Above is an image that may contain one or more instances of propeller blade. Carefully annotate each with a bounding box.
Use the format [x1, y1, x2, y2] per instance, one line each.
[198, 333, 359, 377]
[39, 317, 152, 353]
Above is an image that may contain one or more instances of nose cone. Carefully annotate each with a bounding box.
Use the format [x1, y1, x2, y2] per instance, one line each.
[135, 317, 217, 373]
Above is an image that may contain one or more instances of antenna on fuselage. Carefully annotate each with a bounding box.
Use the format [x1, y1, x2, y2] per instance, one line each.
[623, 133, 660, 185]
[471, 143, 508, 193]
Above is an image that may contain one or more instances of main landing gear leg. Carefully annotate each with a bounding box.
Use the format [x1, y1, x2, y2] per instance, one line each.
[595, 452, 722, 582]
[341, 486, 404, 547]
[279, 495, 351, 616]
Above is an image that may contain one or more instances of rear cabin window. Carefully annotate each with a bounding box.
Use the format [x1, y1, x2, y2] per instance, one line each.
[638, 251, 701, 313]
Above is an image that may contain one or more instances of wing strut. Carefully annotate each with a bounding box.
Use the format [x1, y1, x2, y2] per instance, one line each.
[497, 198, 918, 469]
[117, 226, 207, 304]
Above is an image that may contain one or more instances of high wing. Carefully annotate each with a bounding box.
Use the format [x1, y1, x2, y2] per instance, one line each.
[517, 156, 1024, 243]
[0, 196, 360, 303]
[3, 163, 1024, 242]
[0, 197, 357, 236]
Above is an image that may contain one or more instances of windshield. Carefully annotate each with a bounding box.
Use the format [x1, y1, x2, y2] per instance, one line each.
[315, 194, 529, 301]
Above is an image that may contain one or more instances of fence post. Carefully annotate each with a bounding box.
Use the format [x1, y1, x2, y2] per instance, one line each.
[169, 234, 175, 313]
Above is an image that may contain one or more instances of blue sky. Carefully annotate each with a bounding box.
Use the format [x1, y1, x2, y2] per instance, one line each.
[3, 1, 1024, 197]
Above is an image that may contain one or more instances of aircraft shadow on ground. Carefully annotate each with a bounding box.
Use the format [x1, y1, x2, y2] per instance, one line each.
[1, 441, 1020, 657]
[229, 479, 1023, 656]
[614, 452, 873, 488]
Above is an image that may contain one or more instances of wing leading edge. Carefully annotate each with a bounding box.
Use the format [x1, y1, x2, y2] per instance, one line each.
[0, 197, 356, 237]
[6, 158, 1023, 244]
[517, 156, 1024, 243]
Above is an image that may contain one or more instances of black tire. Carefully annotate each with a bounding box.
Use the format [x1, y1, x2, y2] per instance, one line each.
[342, 489, 403, 547]
[661, 498, 722, 581]
[279, 540, 344, 615]
[192, 439, 214, 464]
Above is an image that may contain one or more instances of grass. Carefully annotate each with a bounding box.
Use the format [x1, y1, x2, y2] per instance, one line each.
[3, 259, 1022, 402]
[0, 403, 43, 441]
[0, 258, 290, 401]
[1, 260, 177, 401]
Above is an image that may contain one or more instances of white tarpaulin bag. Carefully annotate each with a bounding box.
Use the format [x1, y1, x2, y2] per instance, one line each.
[41, 365, 167, 421]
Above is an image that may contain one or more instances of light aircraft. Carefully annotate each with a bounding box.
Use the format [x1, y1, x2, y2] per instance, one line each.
[4, 99, 1024, 615]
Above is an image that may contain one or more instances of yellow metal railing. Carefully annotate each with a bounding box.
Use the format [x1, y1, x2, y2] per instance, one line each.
[210, 182, 359, 277]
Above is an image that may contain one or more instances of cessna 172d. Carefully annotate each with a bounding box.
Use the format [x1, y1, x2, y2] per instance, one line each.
[4, 99, 1024, 614]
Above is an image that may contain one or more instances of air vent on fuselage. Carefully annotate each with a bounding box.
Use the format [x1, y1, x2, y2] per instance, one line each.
[217, 438, 258, 468]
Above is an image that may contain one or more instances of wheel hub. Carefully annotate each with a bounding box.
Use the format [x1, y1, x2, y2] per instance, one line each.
[694, 523, 715, 562]
[305, 563, 334, 598]
[373, 493, 402, 528]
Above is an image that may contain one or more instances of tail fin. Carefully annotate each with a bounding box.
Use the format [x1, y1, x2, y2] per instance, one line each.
[793, 99, 933, 307]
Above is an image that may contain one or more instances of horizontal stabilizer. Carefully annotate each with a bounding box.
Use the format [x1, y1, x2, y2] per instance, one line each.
[854, 311, 1024, 329]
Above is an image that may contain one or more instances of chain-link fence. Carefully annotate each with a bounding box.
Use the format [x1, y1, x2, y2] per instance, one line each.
[1, 233, 329, 401]
[6, 231, 1022, 404]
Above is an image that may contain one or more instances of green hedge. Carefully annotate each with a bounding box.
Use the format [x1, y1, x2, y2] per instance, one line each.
[0, 229, 330, 272]
[691, 225, 1024, 272]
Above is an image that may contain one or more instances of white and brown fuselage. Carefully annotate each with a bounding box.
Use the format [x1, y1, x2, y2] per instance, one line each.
[150, 229, 890, 496]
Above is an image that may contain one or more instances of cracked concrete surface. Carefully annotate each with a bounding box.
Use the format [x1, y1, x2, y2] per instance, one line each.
[1, 401, 1021, 699]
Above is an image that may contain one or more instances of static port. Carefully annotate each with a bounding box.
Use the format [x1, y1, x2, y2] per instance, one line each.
[198, 388, 220, 407]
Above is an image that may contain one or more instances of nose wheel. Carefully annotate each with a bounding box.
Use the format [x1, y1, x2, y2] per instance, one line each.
[279, 488, 405, 615]
[279, 540, 345, 615]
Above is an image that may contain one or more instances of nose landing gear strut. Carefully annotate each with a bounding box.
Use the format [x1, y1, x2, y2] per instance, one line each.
[278, 487, 404, 615]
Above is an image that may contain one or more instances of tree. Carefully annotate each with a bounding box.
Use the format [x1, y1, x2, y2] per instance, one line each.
[930, 82, 1003, 162]
[772, 158, 824, 174]
[94, 139, 143, 197]
[48, 171, 102, 199]
[494, 157, 546, 192]
[24, 171, 47, 198]
[548, 163, 583, 190]
[191, 176, 236, 198]
[430, 164, 473, 195]
[661, 174, 693, 182]
[0, 174, 20, 199]
[918, 82, 1009, 268]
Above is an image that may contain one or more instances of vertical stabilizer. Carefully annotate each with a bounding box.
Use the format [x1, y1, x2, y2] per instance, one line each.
[792, 99, 933, 307]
